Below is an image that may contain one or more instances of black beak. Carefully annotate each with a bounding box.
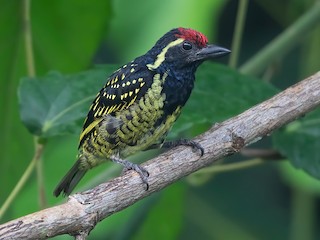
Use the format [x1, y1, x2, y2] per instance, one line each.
[194, 44, 231, 61]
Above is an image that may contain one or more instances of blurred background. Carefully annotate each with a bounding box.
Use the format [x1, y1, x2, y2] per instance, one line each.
[1, 0, 320, 239]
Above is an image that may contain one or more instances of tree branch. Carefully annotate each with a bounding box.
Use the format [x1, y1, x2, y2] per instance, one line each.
[1, 71, 320, 239]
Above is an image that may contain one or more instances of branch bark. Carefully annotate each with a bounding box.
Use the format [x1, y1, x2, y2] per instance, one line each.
[1, 71, 320, 239]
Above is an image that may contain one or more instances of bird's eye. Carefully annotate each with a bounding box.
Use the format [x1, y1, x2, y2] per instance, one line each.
[182, 41, 192, 50]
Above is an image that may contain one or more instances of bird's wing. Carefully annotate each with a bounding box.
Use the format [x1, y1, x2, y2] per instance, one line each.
[79, 63, 153, 147]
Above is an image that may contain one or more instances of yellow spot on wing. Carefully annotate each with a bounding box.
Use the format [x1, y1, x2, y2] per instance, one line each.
[92, 103, 98, 111]
[115, 104, 123, 111]
[120, 102, 128, 110]
[129, 95, 137, 106]
[108, 105, 117, 113]
[94, 108, 100, 117]
[79, 118, 103, 143]
[121, 74, 125, 80]
[103, 107, 109, 115]
[98, 107, 105, 116]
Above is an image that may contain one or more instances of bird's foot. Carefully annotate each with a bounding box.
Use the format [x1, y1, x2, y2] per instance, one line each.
[161, 139, 204, 156]
[110, 155, 149, 190]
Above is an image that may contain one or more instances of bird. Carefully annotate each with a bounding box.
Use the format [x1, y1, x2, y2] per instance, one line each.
[53, 27, 230, 197]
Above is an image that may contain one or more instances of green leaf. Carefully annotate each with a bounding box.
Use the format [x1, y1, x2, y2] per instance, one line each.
[18, 66, 116, 138]
[172, 63, 279, 137]
[273, 109, 320, 179]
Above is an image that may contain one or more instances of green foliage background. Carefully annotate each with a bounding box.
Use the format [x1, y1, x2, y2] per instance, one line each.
[1, 0, 320, 239]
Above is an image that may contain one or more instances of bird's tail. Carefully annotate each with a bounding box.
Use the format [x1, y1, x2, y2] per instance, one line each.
[53, 160, 87, 197]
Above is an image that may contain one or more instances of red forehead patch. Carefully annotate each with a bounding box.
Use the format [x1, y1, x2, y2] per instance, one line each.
[176, 27, 208, 47]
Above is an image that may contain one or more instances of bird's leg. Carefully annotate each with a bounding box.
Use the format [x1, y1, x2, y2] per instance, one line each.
[148, 139, 204, 156]
[110, 155, 149, 190]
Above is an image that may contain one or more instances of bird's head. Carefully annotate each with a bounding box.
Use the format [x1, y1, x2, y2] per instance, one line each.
[146, 27, 230, 73]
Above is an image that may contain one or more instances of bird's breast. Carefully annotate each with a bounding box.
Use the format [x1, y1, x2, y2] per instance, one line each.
[116, 73, 182, 157]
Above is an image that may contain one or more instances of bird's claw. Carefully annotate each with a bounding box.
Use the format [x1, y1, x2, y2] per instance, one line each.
[111, 155, 150, 190]
[189, 141, 204, 156]
[124, 163, 149, 190]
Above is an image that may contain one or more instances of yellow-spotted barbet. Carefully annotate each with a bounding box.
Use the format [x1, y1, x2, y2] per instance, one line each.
[54, 27, 230, 196]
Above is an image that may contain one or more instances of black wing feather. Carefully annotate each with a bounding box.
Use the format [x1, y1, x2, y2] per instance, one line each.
[79, 63, 154, 147]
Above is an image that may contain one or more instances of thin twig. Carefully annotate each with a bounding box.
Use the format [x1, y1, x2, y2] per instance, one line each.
[240, 148, 283, 159]
[229, 0, 248, 68]
[23, 0, 35, 78]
